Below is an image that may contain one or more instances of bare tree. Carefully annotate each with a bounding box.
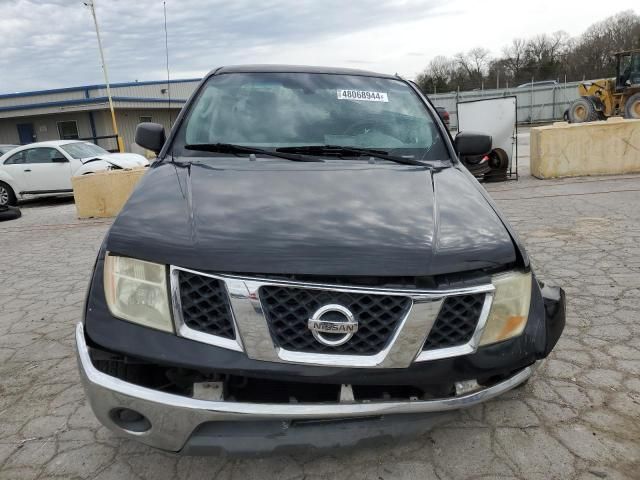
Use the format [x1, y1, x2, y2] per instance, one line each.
[468, 47, 491, 76]
[526, 34, 551, 64]
[428, 56, 455, 85]
[414, 10, 640, 94]
[502, 38, 527, 80]
[415, 55, 457, 93]
[455, 48, 490, 77]
[568, 10, 640, 79]
[548, 31, 570, 63]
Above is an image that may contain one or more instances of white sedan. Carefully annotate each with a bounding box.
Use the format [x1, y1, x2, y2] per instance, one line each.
[0, 140, 149, 206]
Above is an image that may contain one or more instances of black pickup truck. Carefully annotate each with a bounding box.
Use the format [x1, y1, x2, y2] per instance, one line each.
[76, 65, 565, 454]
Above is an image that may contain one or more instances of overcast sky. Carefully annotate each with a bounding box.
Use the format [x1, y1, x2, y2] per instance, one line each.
[0, 0, 638, 94]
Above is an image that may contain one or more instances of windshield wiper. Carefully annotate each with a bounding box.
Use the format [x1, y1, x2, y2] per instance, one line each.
[184, 143, 324, 162]
[276, 145, 428, 166]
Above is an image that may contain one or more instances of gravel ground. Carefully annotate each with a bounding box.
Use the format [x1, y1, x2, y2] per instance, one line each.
[1, 137, 639, 479]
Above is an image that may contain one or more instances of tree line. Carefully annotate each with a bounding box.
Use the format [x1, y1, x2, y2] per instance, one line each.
[415, 10, 640, 93]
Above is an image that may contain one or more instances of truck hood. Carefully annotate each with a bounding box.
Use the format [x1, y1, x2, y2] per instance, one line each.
[106, 159, 516, 276]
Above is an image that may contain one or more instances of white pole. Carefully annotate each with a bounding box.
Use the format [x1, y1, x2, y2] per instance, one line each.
[530, 76, 534, 123]
[86, 0, 123, 152]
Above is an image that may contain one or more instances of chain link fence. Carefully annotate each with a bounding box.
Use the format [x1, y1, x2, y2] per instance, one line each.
[428, 81, 587, 129]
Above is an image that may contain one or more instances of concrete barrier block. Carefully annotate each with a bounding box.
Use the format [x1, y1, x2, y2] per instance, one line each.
[71, 168, 146, 218]
[530, 118, 640, 179]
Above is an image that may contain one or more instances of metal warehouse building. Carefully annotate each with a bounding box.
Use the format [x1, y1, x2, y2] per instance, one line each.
[0, 79, 201, 152]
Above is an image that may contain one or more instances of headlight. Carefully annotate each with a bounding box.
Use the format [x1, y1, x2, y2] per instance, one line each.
[103, 254, 173, 333]
[479, 271, 532, 346]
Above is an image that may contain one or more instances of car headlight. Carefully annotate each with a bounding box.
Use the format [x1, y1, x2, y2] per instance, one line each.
[479, 271, 532, 346]
[103, 254, 173, 333]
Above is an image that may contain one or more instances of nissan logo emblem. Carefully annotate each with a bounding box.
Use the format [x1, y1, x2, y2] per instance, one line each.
[307, 304, 358, 347]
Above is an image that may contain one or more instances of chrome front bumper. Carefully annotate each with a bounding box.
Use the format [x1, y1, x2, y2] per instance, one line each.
[76, 323, 534, 452]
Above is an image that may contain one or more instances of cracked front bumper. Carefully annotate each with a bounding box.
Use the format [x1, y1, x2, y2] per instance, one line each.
[76, 323, 535, 453]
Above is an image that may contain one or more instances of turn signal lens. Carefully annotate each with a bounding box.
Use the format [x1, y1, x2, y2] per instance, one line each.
[104, 254, 173, 333]
[479, 271, 532, 346]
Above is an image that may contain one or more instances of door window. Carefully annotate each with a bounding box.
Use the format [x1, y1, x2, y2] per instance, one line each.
[57, 121, 79, 140]
[619, 54, 632, 86]
[4, 151, 26, 165]
[24, 148, 63, 164]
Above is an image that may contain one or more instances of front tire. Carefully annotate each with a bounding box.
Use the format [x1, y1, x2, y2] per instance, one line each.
[568, 97, 601, 123]
[624, 93, 640, 119]
[0, 181, 16, 206]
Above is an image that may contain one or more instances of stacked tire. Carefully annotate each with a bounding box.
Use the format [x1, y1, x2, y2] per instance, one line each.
[0, 205, 21, 222]
[484, 149, 509, 182]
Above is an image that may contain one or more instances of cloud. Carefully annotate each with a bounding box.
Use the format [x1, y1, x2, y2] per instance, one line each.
[1, 0, 637, 94]
[0, 0, 442, 93]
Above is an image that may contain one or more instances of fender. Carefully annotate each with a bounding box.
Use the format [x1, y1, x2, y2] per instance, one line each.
[74, 160, 110, 175]
[458, 163, 530, 268]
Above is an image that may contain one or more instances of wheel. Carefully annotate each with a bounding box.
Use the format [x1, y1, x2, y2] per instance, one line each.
[0, 181, 16, 206]
[567, 97, 601, 123]
[624, 92, 640, 119]
[484, 149, 509, 182]
[488, 149, 509, 170]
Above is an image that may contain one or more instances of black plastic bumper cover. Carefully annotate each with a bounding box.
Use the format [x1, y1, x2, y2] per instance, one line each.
[540, 284, 566, 357]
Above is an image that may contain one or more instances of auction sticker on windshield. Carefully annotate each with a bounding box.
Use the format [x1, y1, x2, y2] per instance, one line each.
[337, 89, 388, 102]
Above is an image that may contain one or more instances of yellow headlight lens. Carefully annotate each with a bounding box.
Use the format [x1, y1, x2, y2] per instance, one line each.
[479, 271, 532, 346]
[104, 254, 173, 333]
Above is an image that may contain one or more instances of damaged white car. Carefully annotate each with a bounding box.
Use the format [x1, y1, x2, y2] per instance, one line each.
[0, 140, 149, 206]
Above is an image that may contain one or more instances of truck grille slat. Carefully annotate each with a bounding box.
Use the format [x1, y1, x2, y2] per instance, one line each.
[175, 269, 488, 359]
[422, 294, 485, 350]
[260, 286, 411, 355]
[178, 271, 236, 339]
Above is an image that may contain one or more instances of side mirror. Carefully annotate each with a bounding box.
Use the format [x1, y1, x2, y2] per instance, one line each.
[454, 131, 492, 156]
[51, 156, 68, 163]
[135, 122, 166, 154]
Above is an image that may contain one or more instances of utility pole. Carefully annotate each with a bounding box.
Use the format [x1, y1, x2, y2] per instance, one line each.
[85, 0, 124, 152]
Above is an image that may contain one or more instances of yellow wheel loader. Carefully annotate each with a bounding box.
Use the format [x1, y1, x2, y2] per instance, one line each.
[567, 49, 640, 123]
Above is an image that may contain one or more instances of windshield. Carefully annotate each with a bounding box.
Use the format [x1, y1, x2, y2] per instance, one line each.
[61, 142, 109, 159]
[174, 72, 449, 161]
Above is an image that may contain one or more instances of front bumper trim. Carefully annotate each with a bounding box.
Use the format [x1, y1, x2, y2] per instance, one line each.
[77, 323, 534, 452]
